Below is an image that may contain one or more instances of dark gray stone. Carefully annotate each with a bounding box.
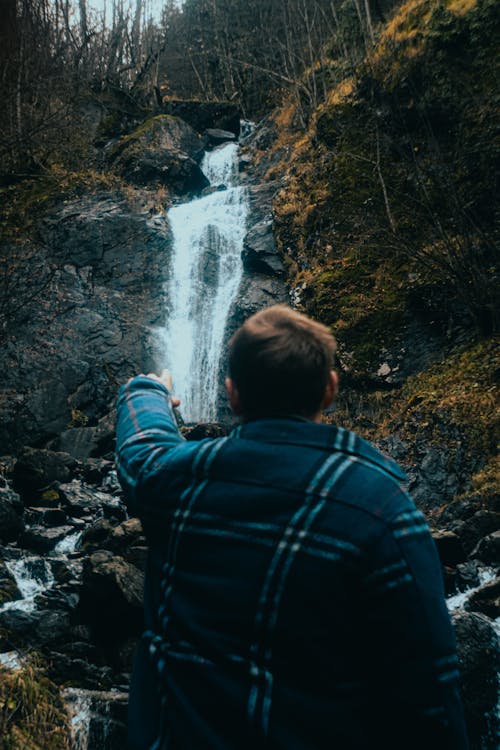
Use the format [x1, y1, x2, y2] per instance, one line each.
[242, 219, 286, 277]
[20, 525, 75, 552]
[431, 529, 466, 567]
[0, 608, 72, 648]
[0, 485, 24, 542]
[161, 100, 240, 137]
[465, 575, 500, 619]
[470, 530, 500, 564]
[80, 551, 144, 636]
[13, 448, 76, 501]
[205, 128, 236, 145]
[452, 610, 499, 749]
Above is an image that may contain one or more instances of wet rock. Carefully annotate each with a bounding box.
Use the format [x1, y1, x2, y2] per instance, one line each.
[452, 610, 499, 748]
[205, 128, 236, 145]
[455, 561, 481, 591]
[80, 551, 144, 635]
[0, 608, 71, 648]
[13, 448, 76, 502]
[161, 100, 240, 137]
[431, 529, 465, 567]
[112, 114, 205, 162]
[110, 518, 144, 552]
[465, 575, 500, 619]
[0, 484, 24, 542]
[81, 518, 144, 556]
[20, 525, 75, 553]
[470, 530, 500, 564]
[64, 688, 128, 750]
[80, 519, 115, 550]
[59, 480, 120, 518]
[26, 507, 68, 527]
[50, 653, 114, 690]
[0, 560, 21, 605]
[80, 458, 114, 485]
[242, 219, 285, 277]
[453, 510, 500, 554]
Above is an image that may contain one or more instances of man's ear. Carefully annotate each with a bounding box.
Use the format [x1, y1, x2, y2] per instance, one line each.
[321, 370, 338, 410]
[225, 377, 243, 416]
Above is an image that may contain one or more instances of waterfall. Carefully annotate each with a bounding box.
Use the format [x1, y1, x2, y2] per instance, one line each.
[2, 557, 54, 613]
[159, 141, 248, 422]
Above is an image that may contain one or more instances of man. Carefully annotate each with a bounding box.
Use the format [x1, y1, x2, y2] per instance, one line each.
[116, 304, 468, 750]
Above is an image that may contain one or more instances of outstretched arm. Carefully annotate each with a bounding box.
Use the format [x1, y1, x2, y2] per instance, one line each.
[115, 370, 183, 511]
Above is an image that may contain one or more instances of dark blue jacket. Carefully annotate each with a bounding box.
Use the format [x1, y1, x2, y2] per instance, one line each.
[116, 376, 468, 750]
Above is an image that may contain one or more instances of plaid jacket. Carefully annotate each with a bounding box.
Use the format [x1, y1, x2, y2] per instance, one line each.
[116, 376, 468, 750]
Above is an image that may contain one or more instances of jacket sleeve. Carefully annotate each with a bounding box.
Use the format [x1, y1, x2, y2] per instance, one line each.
[115, 376, 185, 512]
[361, 505, 469, 749]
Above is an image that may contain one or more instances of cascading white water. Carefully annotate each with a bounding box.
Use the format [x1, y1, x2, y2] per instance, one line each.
[2, 557, 54, 613]
[159, 142, 248, 422]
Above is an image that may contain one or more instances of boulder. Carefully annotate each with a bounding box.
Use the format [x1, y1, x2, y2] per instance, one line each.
[115, 148, 209, 193]
[59, 480, 121, 518]
[13, 448, 76, 502]
[452, 611, 499, 748]
[161, 100, 240, 137]
[110, 115, 209, 194]
[0, 560, 21, 605]
[242, 219, 286, 277]
[20, 525, 75, 553]
[0, 484, 24, 542]
[112, 115, 205, 162]
[25, 507, 68, 527]
[80, 518, 144, 556]
[431, 529, 465, 567]
[465, 575, 500, 619]
[453, 510, 500, 554]
[80, 458, 114, 485]
[205, 128, 236, 146]
[0, 608, 71, 648]
[470, 530, 500, 564]
[80, 551, 144, 635]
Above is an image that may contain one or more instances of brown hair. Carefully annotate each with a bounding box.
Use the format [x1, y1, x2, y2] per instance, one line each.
[228, 305, 336, 419]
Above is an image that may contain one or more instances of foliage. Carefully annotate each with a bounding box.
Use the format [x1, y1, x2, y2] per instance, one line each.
[0, 659, 70, 750]
[269, 0, 499, 371]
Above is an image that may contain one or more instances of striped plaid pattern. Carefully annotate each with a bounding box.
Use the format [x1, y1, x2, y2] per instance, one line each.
[116, 377, 469, 750]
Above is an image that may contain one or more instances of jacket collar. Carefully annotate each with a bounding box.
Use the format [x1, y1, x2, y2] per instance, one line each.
[231, 418, 407, 483]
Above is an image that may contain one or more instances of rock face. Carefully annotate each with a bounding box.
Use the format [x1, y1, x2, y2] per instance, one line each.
[0, 193, 169, 454]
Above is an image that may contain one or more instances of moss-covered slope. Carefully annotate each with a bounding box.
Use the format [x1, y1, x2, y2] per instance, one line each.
[257, 0, 499, 500]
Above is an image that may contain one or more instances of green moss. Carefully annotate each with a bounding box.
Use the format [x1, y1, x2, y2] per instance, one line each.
[364, 338, 500, 465]
[0, 658, 71, 749]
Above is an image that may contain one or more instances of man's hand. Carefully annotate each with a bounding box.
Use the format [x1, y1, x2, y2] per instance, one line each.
[131, 369, 181, 408]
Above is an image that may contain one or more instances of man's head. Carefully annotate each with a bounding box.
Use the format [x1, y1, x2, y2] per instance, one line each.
[226, 305, 338, 422]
